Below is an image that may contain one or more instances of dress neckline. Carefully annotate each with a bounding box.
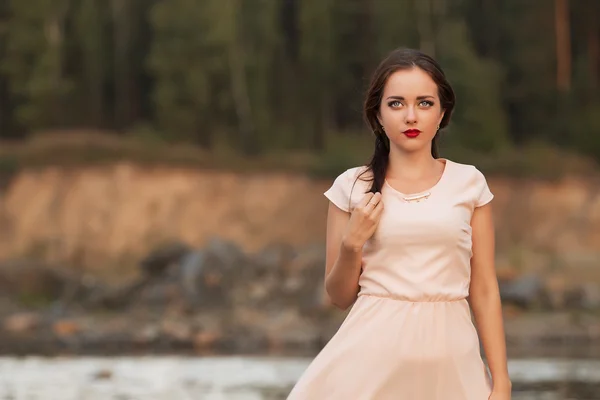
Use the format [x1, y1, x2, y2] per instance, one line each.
[384, 158, 452, 198]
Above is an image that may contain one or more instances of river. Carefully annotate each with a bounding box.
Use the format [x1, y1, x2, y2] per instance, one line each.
[0, 356, 599, 399]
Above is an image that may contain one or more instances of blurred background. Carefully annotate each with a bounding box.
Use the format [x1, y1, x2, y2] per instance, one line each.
[0, 0, 599, 399]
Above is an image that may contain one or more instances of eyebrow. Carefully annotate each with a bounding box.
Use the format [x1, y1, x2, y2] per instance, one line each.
[386, 95, 435, 100]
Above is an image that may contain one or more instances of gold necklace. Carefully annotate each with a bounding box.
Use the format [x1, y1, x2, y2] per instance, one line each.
[402, 192, 431, 203]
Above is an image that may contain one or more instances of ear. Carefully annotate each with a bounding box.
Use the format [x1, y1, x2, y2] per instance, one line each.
[438, 110, 446, 127]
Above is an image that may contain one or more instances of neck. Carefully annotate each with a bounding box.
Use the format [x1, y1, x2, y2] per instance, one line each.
[387, 146, 441, 180]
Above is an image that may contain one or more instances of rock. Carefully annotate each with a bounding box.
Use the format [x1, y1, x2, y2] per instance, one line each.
[538, 276, 600, 311]
[139, 241, 192, 276]
[161, 320, 193, 342]
[2, 312, 41, 333]
[138, 282, 182, 307]
[495, 266, 520, 282]
[254, 242, 297, 270]
[502, 304, 525, 319]
[0, 260, 76, 304]
[89, 239, 249, 311]
[543, 274, 569, 310]
[564, 283, 600, 310]
[134, 324, 160, 344]
[9, 232, 600, 356]
[499, 274, 545, 309]
[176, 238, 247, 308]
[92, 369, 113, 380]
[52, 320, 81, 338]
[193, 330, 221, 350]
[178, 250, 206, 306]
[86, 277, 150, 309]
[581, 283, 600, 309]
[204, 237, 247, 270]
[224, 326, 269, 353]
[281, 245, 327, 311]
[264, 309, 320, 352]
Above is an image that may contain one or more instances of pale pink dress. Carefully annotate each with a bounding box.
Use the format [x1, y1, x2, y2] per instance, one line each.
[287, 159, 494, 400]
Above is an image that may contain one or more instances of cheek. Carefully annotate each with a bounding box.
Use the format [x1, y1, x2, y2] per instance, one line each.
[422, 111, 443, 126]
[379, 107, 400, 123]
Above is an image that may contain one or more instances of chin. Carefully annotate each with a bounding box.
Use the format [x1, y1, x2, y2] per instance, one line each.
[391, 141, 429, 154]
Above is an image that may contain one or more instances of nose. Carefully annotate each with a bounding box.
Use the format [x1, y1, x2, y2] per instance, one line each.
[405, 106, 417, 125]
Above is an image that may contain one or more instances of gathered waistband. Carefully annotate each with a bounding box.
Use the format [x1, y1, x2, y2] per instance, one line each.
[358, 292, 467, 303]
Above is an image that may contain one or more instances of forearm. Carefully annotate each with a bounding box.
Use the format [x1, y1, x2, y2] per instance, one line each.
[469, 285, 511, 391]
[325, 242, 362, 310]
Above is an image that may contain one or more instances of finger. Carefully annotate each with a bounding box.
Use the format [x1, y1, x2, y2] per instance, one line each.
[365, 192, 381, 212]
[356, 193, 374, 209]
[364, 192, 381, 213]
[370, 200, 384, 220]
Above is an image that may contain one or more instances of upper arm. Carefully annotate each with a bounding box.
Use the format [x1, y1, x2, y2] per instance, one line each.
[469, 170, 497, 296]
[323, 169, 354, 279]
[325, 202, 351, 279]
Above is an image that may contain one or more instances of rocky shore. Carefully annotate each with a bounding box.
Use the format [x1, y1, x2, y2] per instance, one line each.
[1, 238, 600, 357]
[0, 356, 598, 400]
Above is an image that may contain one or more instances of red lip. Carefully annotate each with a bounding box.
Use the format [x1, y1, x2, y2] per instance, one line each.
[403, 129, 421, 138]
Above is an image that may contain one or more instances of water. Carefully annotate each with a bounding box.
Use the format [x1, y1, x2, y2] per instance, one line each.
[0, 356, 599, 399]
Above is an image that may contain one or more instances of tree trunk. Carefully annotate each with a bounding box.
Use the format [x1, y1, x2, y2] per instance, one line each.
[416, 0, 435, 57]
[0, 5, 12, 138]
[588, 14, 599, 90]
[432, 0, 446, 54]
[111, 0, 135, 130]
[44, 0, 69, 126]
[227, 3, 257, 155]
[0, 74, 15, 139]
[79, 0, 105, 127]
[555, 0, 571, 92]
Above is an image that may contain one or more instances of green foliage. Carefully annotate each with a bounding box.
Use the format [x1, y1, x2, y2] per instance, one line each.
[570, 101, 600, 161]
[147, 0, 220, 146]
[436, 19, 509, 153]
[309, 132, 372, 178]
[0, 0, 599, 173]
[2, 0, 74, 129]
[0, 154, 19, 175]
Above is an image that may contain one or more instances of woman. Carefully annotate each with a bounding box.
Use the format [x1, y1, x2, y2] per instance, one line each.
[287, 48, 511, 399]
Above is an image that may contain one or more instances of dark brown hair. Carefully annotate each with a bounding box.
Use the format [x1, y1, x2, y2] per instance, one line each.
[361, 48, 456, 194]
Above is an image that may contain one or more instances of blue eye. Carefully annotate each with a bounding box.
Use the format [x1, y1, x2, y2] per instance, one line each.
[388, 101, 401, 107]
[419, 100, 434, 107]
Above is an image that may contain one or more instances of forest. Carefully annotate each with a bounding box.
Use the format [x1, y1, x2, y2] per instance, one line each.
[0, 0, 599, 172]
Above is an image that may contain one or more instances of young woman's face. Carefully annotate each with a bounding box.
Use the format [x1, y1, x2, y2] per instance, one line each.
[378, 67, 445, 155]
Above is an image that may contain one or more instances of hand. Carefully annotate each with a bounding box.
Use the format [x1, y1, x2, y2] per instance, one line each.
[341, 192, 384, 252]
[488, 388, 511, 400]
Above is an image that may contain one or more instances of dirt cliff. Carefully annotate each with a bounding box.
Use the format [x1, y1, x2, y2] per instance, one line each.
[1, 162, 599, 284]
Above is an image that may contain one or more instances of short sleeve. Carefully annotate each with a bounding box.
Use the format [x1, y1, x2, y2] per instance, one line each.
[324, 169, 352, 212]
[474, 167, 494, 207]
